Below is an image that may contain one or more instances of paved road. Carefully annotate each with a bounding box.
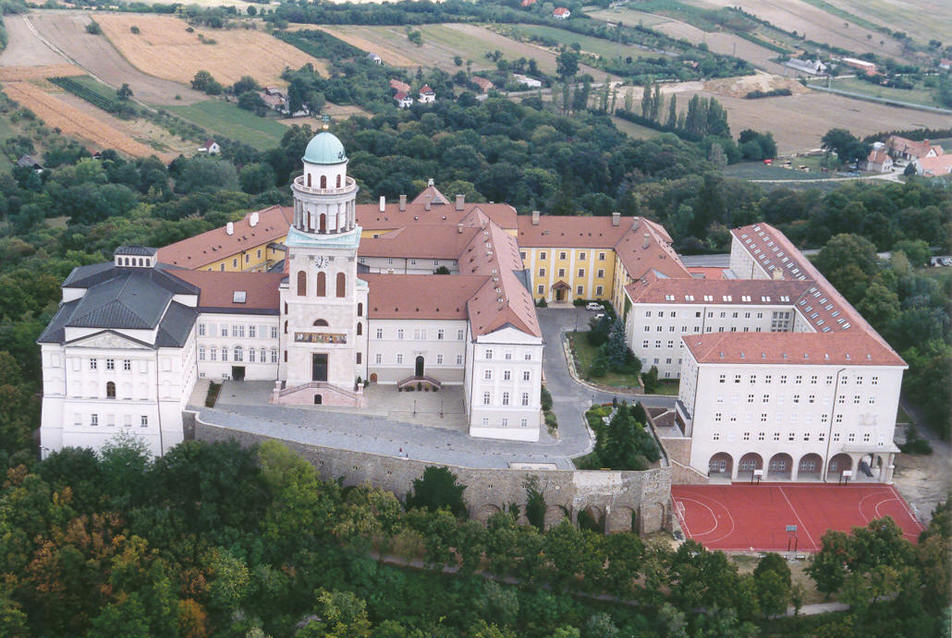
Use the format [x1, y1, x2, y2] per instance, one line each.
[200, 308, 675, 468]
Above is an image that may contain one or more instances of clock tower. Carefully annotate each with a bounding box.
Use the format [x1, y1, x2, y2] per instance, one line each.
[275, 131, 368, 406]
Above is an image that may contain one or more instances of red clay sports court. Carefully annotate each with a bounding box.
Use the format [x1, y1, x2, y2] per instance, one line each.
[672, 483, 923, 552]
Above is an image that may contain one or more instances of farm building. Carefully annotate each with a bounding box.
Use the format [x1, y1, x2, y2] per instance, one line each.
[394, 91, 413, 108]
[472, 76, 494, 93]
[553, 7, 570, 19]
[862, 146, 893, 173]
[198, 140, 221, 155]
[513, 74, 542, 88]
[419, 84, 436, 103]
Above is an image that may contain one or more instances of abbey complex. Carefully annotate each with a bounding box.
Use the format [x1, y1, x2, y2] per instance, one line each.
[38, 131, 904, 483]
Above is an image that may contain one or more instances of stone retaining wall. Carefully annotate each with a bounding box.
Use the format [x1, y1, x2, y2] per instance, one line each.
[190, 413, 672, 534]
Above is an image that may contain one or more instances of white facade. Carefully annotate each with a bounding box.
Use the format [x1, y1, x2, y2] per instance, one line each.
[680, 353, 903, 482]
[195, 313, 280, 380]
[466, 327, 545, 442]
[358, 256, 458, 275]
[366, 319, 468, 385]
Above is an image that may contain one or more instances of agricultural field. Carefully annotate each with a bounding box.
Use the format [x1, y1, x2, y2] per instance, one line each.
[502, 23, 654, 60]
[95, 14, 328, 88]
[2, 81, 159, 158]
[823, 77, 946, 110]
[23, 12, 207, 105]
[169, 100, 287, 150]
[589, 7, 788, 74]
[318, 23, 611, 79]
[684, 0, 906, 58]
[723, 160, 834, 181]
[0, 64, 83, 81]
[800, 0, 952, 47]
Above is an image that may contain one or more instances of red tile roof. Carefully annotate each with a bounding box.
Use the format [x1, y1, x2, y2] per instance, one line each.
[358, 225, 480, 260]
[170, 270, 284, 313]
[362, 274, 486, 320]
[356, 201, 517, 231]
[625, 273, 809, 304]
[686, 266, 728, 279]
[389, 79, 410, 93]
[157, 206, 292, 269]
[683, 331, 905, 367]
[917, 154, 952, 176]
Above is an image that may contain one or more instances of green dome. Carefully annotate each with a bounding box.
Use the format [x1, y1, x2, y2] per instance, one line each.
[303, 131, 347, 165]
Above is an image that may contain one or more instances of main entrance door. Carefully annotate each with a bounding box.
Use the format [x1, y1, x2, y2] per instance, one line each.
[231, 366, 245, 381]
[312, 353, 328, 382]
[415, 356, 424, 377]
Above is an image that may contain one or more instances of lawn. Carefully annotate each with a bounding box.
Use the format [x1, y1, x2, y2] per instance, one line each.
[169, 101, 288, 150]
[723, 160, 834, 181]
[62, 74, 120, 103]
[647, 379, 680, 395]
[0, 115, 15, 171]
[568, 331, 643, 390]
[825, 77, 944, 109]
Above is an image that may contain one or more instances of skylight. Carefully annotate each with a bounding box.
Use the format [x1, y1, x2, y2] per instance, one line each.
[233, 291, 247, 303]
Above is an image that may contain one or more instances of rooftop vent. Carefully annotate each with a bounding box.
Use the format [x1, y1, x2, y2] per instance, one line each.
[233, 291, 247, 304]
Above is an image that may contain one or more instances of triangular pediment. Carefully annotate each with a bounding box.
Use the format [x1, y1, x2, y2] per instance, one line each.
[476, 325, 542, 345]
[66, 330, 154, 350]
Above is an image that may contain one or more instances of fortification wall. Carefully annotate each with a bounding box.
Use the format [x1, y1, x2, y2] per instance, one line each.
[190, 415, 672, 534]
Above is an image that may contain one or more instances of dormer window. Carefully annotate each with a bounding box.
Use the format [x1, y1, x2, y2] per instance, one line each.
[233, 291, 247, 304]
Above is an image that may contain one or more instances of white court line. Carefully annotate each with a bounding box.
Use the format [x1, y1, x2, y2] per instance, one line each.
[673, 497, 693, 538]
[677, 497, 720, 536]
[696, 493, 736, 545]
[889, 485, 925, 530]
[778, 486, 817, 551]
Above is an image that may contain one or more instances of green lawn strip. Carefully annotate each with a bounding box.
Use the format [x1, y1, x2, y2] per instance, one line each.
[611, 115, 663, 140]
[508, 23, 652, 59]
[568, 331, 642, 389]
[795, 0, 888, 35]
[168, 100, 288, 150]
[827, 77, 943, 109]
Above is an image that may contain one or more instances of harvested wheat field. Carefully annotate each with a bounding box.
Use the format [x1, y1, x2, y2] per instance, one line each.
[0, 64, 83, 81]
[96, 14, 328, 87]
[310, 25, 417, 67]
[4, 81, 159, 158]
[704, 72, 809, 99]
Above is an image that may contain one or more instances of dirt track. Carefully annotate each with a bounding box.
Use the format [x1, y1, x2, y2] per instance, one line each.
[8, 12, 205, 105]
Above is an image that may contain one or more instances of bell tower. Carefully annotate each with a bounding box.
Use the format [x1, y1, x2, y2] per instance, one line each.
[276, 131, 368, 406]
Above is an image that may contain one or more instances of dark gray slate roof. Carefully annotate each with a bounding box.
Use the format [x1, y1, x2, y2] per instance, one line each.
[156, 302, 198, 347]
[40, 263, 201, 345]
[37, 300, 80, 344]
[115, 246, 158, 256]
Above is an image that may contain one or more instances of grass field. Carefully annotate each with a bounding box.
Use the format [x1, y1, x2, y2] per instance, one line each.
[96, 14, 328, 87]
[611, 116, 663, 140]
[169, 100, 287, 150]
[825, 77, 944, 109]
[504, 23, 652, 60]
[808, 0, 952, 46]
[0, 115, 15, 170]
[568, 331, 642, 390]
[61, 74, 121, 103]
[723, 160, 834, 181]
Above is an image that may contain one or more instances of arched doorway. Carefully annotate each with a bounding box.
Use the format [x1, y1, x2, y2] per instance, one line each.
[828, 453, 852, 478]
[369, 373, 378, 383]
[319, 213, 326, 233]
[415, 356, 424, 377]
[798, 453, 822, 480]
[738, 453, 763, 478]
[314, 394, 322, 405]
[708, 452, 732, 477]
[768, 453, 793, 479]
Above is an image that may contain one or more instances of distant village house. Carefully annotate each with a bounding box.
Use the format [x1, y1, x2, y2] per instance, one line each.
[553, 7, 571, 19]
[394, 91, 414, 109]
[418, 84, 436, 103]
[367, 53, 382, 64]
[198, 140, 221, 155]
[471, 76, 494, 93]
[513, 73, 542, 89]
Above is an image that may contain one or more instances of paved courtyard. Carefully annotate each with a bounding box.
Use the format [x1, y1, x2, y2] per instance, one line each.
[196, 307, 679, 469]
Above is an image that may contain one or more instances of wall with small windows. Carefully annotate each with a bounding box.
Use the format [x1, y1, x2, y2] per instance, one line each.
[625, 300, 804, 379]
[522, 247, 616, 304]
[195, 313, 280, 381]
[365, 319, 468, 384]
[679, 350, 904, 481]
[357, 256, 458, 275]
[466, 327, 545, 442]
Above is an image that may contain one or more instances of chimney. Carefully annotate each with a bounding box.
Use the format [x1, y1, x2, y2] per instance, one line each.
[427, 177, 434, 187]
[772, 268, 784, 280]
[642, 232, 650, 249]
[379, 195, 386, 212]
[399, 194, 407, 211]
[249, 212, 259, 227]
[455, 194, 464, 211]
[226, 222, 234, 236]
[531, 210, 540, 225]
[457, 223, 463, 234]
[424, 195, 432, 211]
[611, 211, 620, 226]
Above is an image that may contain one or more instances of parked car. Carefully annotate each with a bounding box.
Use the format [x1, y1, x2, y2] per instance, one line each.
[586, 302, 604, 311]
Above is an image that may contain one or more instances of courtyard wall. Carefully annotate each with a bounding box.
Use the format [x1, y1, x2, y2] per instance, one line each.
[188, 413, 672, 534]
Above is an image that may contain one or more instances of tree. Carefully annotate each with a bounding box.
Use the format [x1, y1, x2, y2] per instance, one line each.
[117, 83, 133, 101]
[814, 234, 880, 302]
[238, 163, 275, 194]
[556, 50, 579, 80]
[754, 553, 791, 617]
[807, 529, 851, 597]
[405, 466, 467, 517]
[191, 70, 222, 95]
[821, 128, 869, 165]
[524, 477, 546, 531]
[232, 75, 259, 96]
[237, 90, 268, 116]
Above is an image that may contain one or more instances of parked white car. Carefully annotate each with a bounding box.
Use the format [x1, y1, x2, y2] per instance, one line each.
[586, 302, 604, 311]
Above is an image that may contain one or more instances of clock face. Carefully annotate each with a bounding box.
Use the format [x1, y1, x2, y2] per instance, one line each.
[315, 256, 329, 270]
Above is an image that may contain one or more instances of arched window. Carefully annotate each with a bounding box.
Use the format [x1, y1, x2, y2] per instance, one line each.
[106, 381, 116, 399]
[316, 272, 326, 296]
[234, 346, 243, 361]
[356, 322, 363, 335]
[319, 213, 326, 233]
[313, 319, 328, 327]
[284, 320, 288, 334]
[357, 302, 363, 317]
[320, 175, 327, 189]
[336, 174, 341, 188]
[336, 272, 346, 297]
[284, 302, 288, 314]
[307, 173, 312, 187]
[297, 270, 307, 296]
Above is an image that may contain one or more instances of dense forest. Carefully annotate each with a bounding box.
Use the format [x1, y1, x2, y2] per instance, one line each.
[0, 438, 947, 637]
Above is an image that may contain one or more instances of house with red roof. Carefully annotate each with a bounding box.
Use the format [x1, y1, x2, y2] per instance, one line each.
[553, 7, 570, 19]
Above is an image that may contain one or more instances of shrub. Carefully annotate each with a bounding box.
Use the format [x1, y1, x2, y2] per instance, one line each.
[85, 20, 101, 34]
[540, 386, 553, 411]
[405, 466, 467, 517]
[130, 25, 140, 34]
[536, 297, 547, 307]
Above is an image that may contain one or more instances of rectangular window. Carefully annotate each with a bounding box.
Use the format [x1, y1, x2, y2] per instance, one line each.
[486, 349, 493, 360]
[502, 392, 510, 406]
[272, 349, 278, 363]
[457, 329, 465, 340]
[484, 369, 492, 380]
[397, 329, 404, 340]
[90, 359, 97, 370]
[524, 353, 532, 361]
[558, 268, 565, 277]
[523, 370, 530, 381]
[221, 325, 228, 337]
[437, 329, 445, 340]
[577, 268, 584, 277]
[271, 326, 278, 339]
[249, 348, 256, 363]
[396, 354, 403, 364]
[375, 353, 382, 364]
[540, 251, 547, 260]
[538, 285, 544, 294]
[437, 354, 444, 364]
[483, 392, 491, 405]
[249, 325, 256, 338]
[198, 324, 206, 336]
[539, 268, 546, 277]
[356, 353, 362, 364]
[522, 392, 529, 406]
[577, 285, 583, 295]
[221, 347, 228, 362]
[199, 346, 206, 361]
[234, 347, 243, 362]
[90, 414, 98, 426]
[559, 252, 566, 260]
[457, 354, 463, 365]
[123, 359, 131, 371]
[595, 285, 603, 296]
